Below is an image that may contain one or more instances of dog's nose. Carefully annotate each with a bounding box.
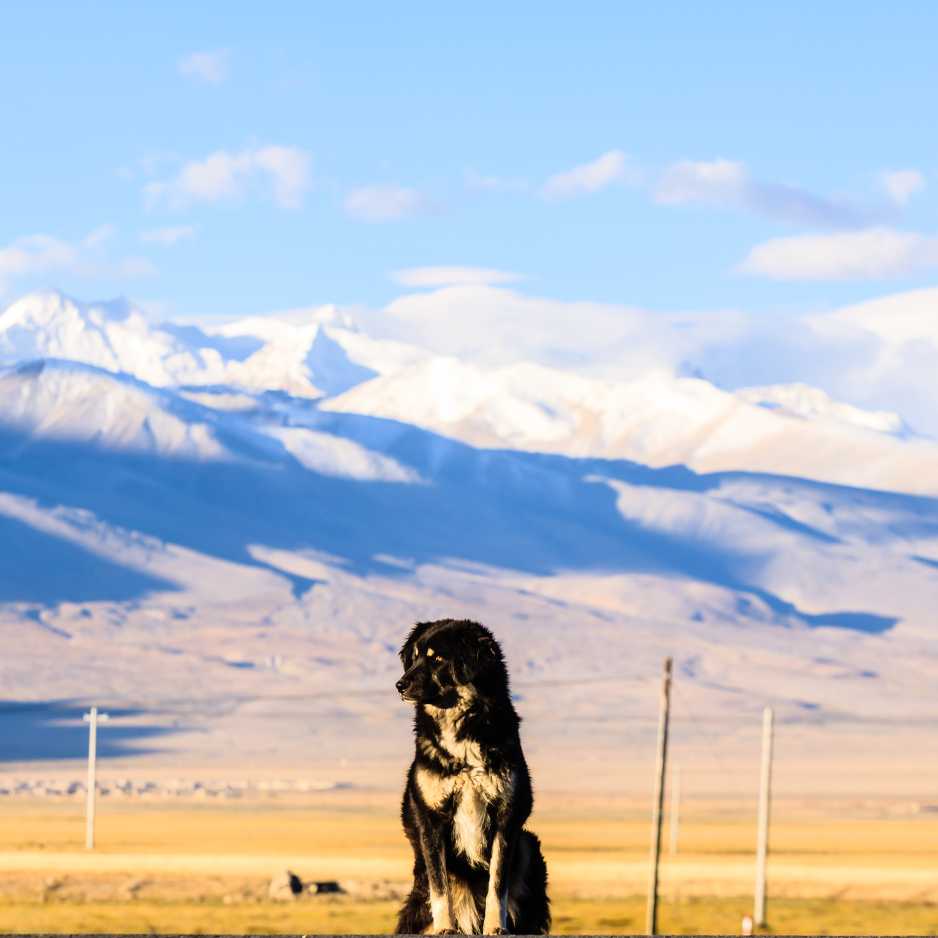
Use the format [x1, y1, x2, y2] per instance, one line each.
[395, 678, 406, 693]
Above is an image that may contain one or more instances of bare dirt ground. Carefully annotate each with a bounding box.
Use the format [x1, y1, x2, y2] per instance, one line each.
[1, 789, 937, 934]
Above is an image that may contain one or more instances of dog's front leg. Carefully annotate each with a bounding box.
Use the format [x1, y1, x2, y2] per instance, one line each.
[482, 827, 516, 934]
[426, 846, 455, 934]
[415, 802, 456, 934]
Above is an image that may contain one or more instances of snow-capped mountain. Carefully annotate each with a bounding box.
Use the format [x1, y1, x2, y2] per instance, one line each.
[0, 290, 218, 387]
[325, 358, 938, 495]
[0, 360, 230, 459]
[1, 288, 937, 784]
[0, 290, 425, 401]
[5, 290, 931, 493]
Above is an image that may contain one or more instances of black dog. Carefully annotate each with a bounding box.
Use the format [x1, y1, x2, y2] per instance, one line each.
[395, 619, 550, 935]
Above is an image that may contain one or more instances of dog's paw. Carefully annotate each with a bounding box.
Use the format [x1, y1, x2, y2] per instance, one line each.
[433, 929, 459, 935]
[482, 921, 506, 935]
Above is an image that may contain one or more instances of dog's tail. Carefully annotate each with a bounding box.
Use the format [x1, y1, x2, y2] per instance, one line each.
[509, 829, 551, 935]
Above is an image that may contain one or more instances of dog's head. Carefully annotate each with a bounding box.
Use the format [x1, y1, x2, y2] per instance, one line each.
[396, 619, 507, 707]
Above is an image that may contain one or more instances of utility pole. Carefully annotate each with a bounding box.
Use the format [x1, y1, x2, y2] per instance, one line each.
[754, 707, 774, 927]
[83, 706, 110, 849]
[669, 763, 681, 857]
[646, 657, 672, 936]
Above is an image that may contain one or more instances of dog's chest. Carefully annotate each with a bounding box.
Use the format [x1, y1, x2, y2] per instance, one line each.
[417, 766, 508, 867]
[416, 718, 511, 867]
[454, 766, 507, 866]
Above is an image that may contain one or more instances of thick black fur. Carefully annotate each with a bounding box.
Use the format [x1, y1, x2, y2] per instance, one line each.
[395, 619, 550, 935]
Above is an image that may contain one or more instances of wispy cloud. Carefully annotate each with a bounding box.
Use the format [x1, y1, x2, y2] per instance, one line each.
[392, 266, 524, 288]
[140, 225, 196, 245]
[657, 159, 872, 228]
[144, 145, 311, 210]
[656, 158, 747, 205]
[738, 227, 938, 280]
[83, 224, 117, 248]
[178, 49, 230, 84]
[0, 228, 155, 296]
[361, 283, 742, 378]
[464, 168, 529, 194]
[344, 185, 428, 222]
[880, 169, 925, 206]
[541, 150, 636, 200]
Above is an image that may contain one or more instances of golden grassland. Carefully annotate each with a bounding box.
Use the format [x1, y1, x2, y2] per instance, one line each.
[6, 894, 938, 936]
[1, 791, 937, 934]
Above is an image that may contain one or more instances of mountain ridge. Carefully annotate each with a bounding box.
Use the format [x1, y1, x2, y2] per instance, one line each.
[1, 288, 937, 773]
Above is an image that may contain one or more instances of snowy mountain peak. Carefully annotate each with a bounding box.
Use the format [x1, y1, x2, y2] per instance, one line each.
[0, 358, 228, 460]
[279, 302, 358, 331]
[1, 289, 935, 494]
[738, 383, 911, 437]
[0, 290, 145, 333]
[0, 292, 400, 400]
[0, 290, 212, 388]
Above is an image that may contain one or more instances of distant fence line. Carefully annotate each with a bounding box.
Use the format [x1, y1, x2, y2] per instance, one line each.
[0, 777, 351, 799]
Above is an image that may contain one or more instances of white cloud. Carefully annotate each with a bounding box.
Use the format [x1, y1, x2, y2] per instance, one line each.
[178, 49, 230, 84]
[252, 147, 310, 209]
[464, 169, 529, 193]
[803, 287, 938, 434]
[656, 159, 870, 228]
[391, 266, 524, 288]
[144, 145, 311, 210]
[353, 284, 743, 377]
[0, 228, 155, 296]
[541, 150, 635, 200]
[739, 227, 938, 281]
[880, 169, 925, 206]
[0, 235, 78, 290]
[344, 185, 427, 222]
[83, 224, 117, 248]
[116, 256, 159, 278]
[656, 159, 748, 205]
[252, 274, 938, 438]
[370, 283, 938, 437]
[140, 226, 196, 245]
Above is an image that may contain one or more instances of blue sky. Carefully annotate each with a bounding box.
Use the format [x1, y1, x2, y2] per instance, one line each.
[2, 2, 937, 319]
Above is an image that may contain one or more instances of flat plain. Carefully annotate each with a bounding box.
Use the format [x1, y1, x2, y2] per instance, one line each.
[1, 789, 937, 935]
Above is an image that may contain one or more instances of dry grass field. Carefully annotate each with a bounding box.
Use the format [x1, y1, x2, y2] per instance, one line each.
[1, 791, 937, 935]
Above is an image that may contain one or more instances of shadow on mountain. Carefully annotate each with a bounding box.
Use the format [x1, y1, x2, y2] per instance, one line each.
[159, 323, 264, 362]
[0, 513, 176, 604]
[1, 403, 931, 634]
[0, 700, 177, 762]
[305, 327, 377, 395]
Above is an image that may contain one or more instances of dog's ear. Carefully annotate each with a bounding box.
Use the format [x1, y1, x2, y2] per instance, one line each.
[455, 632, 501, 683]
[400, 620, 435, 665]
[476, 633, 499, 667]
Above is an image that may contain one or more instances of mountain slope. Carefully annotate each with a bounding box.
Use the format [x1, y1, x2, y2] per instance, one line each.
[2, 289, 938, 778]
[2, 357, 935, 634]
[325, 359, 938, 495]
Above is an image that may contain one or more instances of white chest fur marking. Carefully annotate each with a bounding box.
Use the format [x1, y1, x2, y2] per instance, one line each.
[452, 772, 492, 866]
[419, 704, 514, 867]
[416, 764, 511, 868]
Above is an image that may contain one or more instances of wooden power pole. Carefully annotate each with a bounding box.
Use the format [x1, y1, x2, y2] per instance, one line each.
[646, 657, 673, 936]
[754, 706, 774, 927]
[83, 706, 110, 849]
[669, 763, 681, 857]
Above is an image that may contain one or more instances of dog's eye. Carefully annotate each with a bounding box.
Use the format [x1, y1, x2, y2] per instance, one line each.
[426, 647, 435, 658]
